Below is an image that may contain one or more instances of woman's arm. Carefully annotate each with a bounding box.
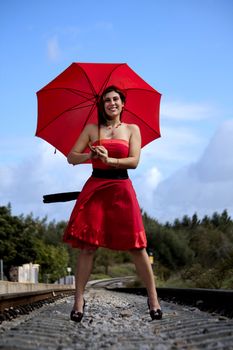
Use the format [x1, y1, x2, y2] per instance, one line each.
[67, 124, 95, 165]
[96, 124, 141, 169]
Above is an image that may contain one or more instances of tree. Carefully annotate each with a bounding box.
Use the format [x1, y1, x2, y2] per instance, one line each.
[191, 213, 200, 228]
[181, 215, 191, 228]
[0, 205, 69, 282]
[34, 238, 69, 282]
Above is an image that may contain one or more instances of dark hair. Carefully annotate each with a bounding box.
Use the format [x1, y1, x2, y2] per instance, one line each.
[97, 85, 126, 126]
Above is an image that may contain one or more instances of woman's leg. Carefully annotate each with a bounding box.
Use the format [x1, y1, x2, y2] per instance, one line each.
[73, 248, 96, 311]
[130, 248, 161, 310]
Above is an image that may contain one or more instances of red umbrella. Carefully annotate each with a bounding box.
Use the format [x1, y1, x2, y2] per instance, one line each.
[36, 62, 161, 156]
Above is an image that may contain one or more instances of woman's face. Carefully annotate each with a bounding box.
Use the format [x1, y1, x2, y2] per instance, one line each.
[103, 91, 124, 120]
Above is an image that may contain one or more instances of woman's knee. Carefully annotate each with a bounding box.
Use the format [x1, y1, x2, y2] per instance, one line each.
[79, 247, 98, 256]
[129, 248, 146, 257]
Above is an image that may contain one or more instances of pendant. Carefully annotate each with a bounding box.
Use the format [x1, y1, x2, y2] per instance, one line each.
[106, 122, 122, 130]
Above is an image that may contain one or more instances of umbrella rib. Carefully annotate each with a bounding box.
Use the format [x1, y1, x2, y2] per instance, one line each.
[124, 107, 161, 138]
[82, 103, 97, 128]
[68, 102, 95, 112]
[37, 102, 95, 134]
[66, 88, 96, 100]
[99, 63, 126, 95]
[39, 87, 95, 101]
[76, 64, 98, 98]
[122, 87, 161, 137]
[123, 87, 161, 94]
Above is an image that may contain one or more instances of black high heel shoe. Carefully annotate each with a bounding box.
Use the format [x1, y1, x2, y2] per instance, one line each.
[70, 299, 86, 323]
[147, 298, 163, 320]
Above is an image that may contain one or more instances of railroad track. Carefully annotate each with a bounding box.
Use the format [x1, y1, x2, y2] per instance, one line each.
[0, 278, 128, 323]
[0, 287, 233, 350]
[1, 278, 232, 324]
[91, 277, 233, 318]
[0, 288, 75, 323]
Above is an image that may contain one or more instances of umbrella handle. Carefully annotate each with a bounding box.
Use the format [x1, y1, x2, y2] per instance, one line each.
[43, 191, 80, 203]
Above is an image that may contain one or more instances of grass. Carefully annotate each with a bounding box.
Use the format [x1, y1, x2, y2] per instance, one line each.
[90, 262, 233, 290]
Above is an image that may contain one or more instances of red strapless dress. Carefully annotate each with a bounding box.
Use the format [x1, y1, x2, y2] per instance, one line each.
[63, 139, 147, 250]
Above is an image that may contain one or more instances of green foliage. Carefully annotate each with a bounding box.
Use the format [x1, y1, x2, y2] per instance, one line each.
[143, 212, 194, 269]
[34, 238, 69, 282]
[90, 273, 110, 280]
[0, 204, 70, 282]
[93, 249, 132, 276]
[108, 263, 136, 277]
[181, 263, 227, 289]
[142, 209, 233, 289]
[93, 248, 114, 275]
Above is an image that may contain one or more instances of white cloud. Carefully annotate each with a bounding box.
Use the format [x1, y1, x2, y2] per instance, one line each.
[47, 36, 61, 62]
[58, 26, 81, 38]
[145, 167, 162, 189]
[161, 100, 214, 121]
[95, 21, 113, 30]
[196, 120, 233, 182]
[0, 140, 91, 221]
[144, 125, 204, 162]
[131, 166, 162, 213]
[150, 119, 233, 223]
[45, 22, 113, 63]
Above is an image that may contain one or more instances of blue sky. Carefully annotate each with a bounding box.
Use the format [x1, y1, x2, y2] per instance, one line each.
[1, 0, 233, 223]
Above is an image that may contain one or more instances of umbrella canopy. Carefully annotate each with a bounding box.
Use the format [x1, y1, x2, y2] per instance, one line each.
[36, 62, 161, 156]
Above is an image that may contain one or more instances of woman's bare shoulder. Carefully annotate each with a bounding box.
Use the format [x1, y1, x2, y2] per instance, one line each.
[81, 123, 98, 137]
[125, 123, 140, 134]
[84, 123, 98, 131]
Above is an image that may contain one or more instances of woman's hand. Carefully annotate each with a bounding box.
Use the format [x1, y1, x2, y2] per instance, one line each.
[88, 143, 98, 159]
[94, 145, 108, 163]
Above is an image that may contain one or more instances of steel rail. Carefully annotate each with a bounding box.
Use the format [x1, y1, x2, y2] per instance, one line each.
[104, 285, 233, 318]
[88, 277, 233, 318]
[1, 278, 232, 322]
[0, 288, 75, 322]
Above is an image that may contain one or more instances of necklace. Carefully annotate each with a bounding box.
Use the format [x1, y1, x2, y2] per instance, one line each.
[105, 122, 122, 130]
[102, 122, 122, 137]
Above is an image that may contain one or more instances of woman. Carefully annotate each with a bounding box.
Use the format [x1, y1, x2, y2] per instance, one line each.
[63, 85, 162, 322]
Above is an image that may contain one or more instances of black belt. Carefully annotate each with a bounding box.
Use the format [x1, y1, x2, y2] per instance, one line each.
[92, 168, 129, 179]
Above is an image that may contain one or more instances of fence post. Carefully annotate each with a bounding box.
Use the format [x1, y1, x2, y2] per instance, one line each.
[0, 260, 3, 280]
